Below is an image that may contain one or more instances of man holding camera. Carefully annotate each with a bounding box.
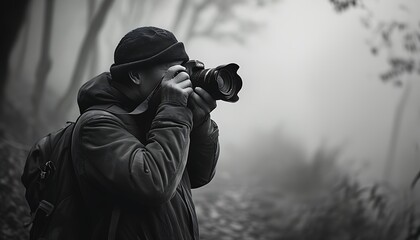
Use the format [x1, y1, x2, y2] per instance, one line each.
[71, 26, 220, 240]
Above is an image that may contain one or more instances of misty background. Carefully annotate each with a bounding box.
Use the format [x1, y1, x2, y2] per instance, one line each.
[1, 0, 420, 239]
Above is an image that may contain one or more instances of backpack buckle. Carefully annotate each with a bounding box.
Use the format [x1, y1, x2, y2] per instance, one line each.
[38, 200, 54, 216]
[24, 200, 55, 227]
[40, 161, 56, 180]
[40, 170, 47, 180]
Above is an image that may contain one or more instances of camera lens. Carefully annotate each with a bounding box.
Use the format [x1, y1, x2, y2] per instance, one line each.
[183, 60, 242, 102]
[217, 69, 236, 99]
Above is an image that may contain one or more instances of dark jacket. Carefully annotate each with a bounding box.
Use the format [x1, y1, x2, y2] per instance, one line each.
[71, 72, 220, 240]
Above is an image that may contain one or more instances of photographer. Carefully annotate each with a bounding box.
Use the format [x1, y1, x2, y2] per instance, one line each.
[71, 26, 220, 240]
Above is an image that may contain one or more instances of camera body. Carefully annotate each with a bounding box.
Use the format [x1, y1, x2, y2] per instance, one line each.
[182, 60, 243, 103]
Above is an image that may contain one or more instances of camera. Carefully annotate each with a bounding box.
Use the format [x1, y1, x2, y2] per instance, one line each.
[182, 60, 243, 102]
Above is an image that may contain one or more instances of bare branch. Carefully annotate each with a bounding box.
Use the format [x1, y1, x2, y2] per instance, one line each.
[184, 0, 213, 42]
[55, 0, 115, 116]
[171, 0, 189, 32]
[186, 0, 263, 44]
[87, 0, 96, 22]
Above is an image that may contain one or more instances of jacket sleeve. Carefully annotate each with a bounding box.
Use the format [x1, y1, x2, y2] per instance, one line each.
[72, 104, 193, 206]
[186, 116, 220, 189]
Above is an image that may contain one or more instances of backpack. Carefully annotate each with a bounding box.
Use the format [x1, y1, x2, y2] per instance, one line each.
[21, 107, 121, 240]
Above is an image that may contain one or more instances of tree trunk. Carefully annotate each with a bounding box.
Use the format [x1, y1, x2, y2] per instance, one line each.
[184, 1, 211, 42]
[171, 0, 189, 33]
[54, 0, 115, 117]
[9, 12, 30, 87]
[32, 0, 55, 117]
[383, 79, 412, 182]
[0, 1, 30, 112]
[86, 0, 97, 80]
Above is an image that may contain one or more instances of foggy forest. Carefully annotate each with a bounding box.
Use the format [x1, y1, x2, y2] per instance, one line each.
[1, 0, 420, 239]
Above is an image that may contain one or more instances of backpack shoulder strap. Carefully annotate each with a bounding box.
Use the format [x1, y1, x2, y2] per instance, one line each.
[108, 206, 121, 240]
[81, 104, 134, 127]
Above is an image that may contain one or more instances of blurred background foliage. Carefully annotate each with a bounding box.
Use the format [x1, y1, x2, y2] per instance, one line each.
[1, 0, 420, 239]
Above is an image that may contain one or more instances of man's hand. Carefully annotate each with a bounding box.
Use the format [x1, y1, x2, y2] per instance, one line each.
[188, 87, 217, 128]
[160, 65, 193, 107]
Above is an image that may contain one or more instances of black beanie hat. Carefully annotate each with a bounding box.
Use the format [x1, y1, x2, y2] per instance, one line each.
[110, 26, 189, 81]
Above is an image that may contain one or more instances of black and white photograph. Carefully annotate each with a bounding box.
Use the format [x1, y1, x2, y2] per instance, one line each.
[1, 0, 420, 239]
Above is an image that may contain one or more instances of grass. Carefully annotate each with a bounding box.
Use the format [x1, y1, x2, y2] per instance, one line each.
[193, 174, 419, 240]
[193, 144, 420, 240]
[0, 133, 30, 240]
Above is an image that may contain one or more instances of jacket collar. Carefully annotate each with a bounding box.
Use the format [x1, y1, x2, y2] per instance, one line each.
[108, 78, 161, 115]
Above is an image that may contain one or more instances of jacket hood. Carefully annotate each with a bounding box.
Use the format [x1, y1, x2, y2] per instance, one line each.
[77, 72, 137, 114]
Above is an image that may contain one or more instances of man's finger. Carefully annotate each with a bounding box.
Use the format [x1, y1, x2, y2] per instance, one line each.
[184, 87, 194, 96]
[164, 65, 186, 80]
[178, 79, 192, 89]
[188, 92, 199, 108]
[173, 71, 190, 83]
[191, 91, 211, 113]
[195, 87, 217, 109]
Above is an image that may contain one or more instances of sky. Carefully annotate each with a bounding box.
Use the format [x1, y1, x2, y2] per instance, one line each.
[9, 0, 420, 186]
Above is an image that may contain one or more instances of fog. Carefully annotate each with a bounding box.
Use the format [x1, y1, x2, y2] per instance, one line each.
[9, 0, 419, 185]
[2, 0, 420, 238]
